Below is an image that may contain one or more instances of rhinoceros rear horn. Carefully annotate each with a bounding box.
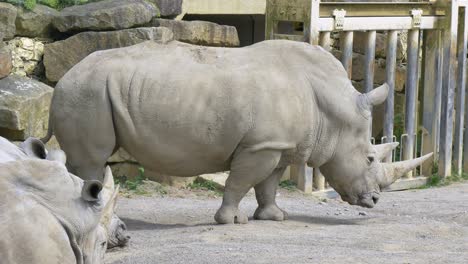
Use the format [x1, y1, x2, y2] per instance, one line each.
[103, 166, 115, 192]
[373, 142, 399, 161]
[380, 153, 433, 187]
[82, 180, 103, 202]
[366, 83, 389, 106]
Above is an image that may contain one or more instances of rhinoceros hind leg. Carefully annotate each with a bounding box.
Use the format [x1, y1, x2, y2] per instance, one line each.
[214, 148, 281, 224]
[253, 167, 288, 221]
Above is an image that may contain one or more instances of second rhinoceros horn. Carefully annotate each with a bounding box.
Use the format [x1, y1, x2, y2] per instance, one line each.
[380, 153, 433, 187]
[373, 142, 399, 161]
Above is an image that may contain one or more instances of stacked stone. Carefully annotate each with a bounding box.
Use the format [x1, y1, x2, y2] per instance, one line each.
[0, 0, 240, 184]
[6, 38, 45, 77]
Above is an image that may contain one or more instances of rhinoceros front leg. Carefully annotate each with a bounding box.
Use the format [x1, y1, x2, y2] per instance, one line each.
[214, 148, 281, 224]
[253, 167, 288, 221]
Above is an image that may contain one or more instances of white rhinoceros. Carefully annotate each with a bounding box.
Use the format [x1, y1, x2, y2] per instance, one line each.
[42, 40, 431, 224]
[0, 137, 123, 264]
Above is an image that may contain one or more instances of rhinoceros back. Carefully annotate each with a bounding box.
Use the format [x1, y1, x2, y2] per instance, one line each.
[52, 40, 351, 176]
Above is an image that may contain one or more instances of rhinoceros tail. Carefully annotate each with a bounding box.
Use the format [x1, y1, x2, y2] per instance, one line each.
[40, 109, 54, 144]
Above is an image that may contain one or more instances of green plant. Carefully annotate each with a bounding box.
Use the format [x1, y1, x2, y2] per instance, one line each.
[116, 167, 145, 190]
[188, 179, 223, 196]
[279, 180, 297, 191]
[420, 170, 468, 189]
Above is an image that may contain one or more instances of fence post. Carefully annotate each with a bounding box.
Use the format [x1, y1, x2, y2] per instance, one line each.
[290, 0, 321, 193]
[439, 0, 459, 177]
[384, 30, 398, 162]
[309, 0, 320, 45]
[290, 164, 313, 193]
[455, 7, 468, 175]
[403, 29, 420, 178]
[421, 29, 443, 176]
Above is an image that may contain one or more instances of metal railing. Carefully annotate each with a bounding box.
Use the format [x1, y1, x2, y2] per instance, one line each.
[266, 0, 468, 192]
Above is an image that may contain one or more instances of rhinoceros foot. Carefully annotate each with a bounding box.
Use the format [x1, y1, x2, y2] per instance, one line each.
[214, 207, 248, 224]
[253, 205, 288, 221]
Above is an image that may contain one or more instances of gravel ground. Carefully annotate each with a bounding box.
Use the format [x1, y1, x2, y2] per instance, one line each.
[105, 182, 468, 264]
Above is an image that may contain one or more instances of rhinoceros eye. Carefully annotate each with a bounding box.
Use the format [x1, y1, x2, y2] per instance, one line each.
[366, 155, 375, 164]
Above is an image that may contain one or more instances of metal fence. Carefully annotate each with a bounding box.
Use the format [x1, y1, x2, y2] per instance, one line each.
[265, 0, 468, 192]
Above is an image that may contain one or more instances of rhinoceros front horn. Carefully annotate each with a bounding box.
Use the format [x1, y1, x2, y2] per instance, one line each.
[380, 153, 433, 187]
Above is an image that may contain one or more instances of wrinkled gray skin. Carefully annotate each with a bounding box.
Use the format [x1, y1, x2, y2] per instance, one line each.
[0, 137, 122, 264]
[43, 40, 431, 224]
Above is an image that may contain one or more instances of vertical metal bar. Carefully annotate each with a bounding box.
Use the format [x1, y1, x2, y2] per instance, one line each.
[364, 30, 376, 136]
[341, 31, 354, 78]
[384, 30, 398, 162]
[313, 168, 325, 191]
[439, 1, 459, 177]
[455, 7, 468, 175]
[319, 31, 331, 52]
[403, 29, 420, 178]
[421, 30, 442, 176]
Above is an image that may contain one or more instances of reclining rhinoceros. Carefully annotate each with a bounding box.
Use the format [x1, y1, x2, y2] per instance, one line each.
[42, 40, 431, 224]
[0, 136, 126, 263]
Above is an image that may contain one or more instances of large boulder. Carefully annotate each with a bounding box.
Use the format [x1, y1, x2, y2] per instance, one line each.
[43, 27, 173, 82]
[150, 19, 240, 47]
[15, 5, 59, 38]
[53, 0, 159, 33]
[0, 75, 53, 140]
[0, 46, 12, 79]
[150, 0, 182, 17]
[0, 2, 17, 40]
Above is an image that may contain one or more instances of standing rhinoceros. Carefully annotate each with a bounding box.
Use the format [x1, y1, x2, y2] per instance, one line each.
[42, 40, 431, 224]
[0, 136, 124, 264]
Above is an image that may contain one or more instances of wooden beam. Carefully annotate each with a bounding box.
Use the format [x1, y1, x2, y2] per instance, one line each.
[318, 16, 443, 31]
[439, 1, 459, 177]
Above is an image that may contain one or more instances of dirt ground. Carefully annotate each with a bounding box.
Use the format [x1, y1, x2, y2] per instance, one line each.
[105, 182, 468, 264]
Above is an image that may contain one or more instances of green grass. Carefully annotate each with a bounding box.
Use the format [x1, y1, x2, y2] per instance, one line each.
[279, 180, 297, 191]
[419, 167, 468, 189]
[187, 179, 223, 196]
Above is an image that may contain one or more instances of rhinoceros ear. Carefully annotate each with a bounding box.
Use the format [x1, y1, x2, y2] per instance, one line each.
[82, 180, 103, 202]
[20, 137, 47, 159]
[366, 83, 389, 106]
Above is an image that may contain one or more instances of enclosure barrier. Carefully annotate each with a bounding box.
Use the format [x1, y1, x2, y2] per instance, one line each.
[265, 0, 468, 192]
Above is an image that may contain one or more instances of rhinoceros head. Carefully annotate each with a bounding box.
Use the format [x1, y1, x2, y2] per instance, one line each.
[82, 166, 128, 264]
[19, 138, 129, 259]
[319, 83, 432, 208]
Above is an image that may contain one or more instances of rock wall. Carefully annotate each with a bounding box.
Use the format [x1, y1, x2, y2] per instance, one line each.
[0, 0, 240, 185]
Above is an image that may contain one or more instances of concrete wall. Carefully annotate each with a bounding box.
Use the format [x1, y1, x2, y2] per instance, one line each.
[183, 14, 265, 46]
[182, 0, 265, 15]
